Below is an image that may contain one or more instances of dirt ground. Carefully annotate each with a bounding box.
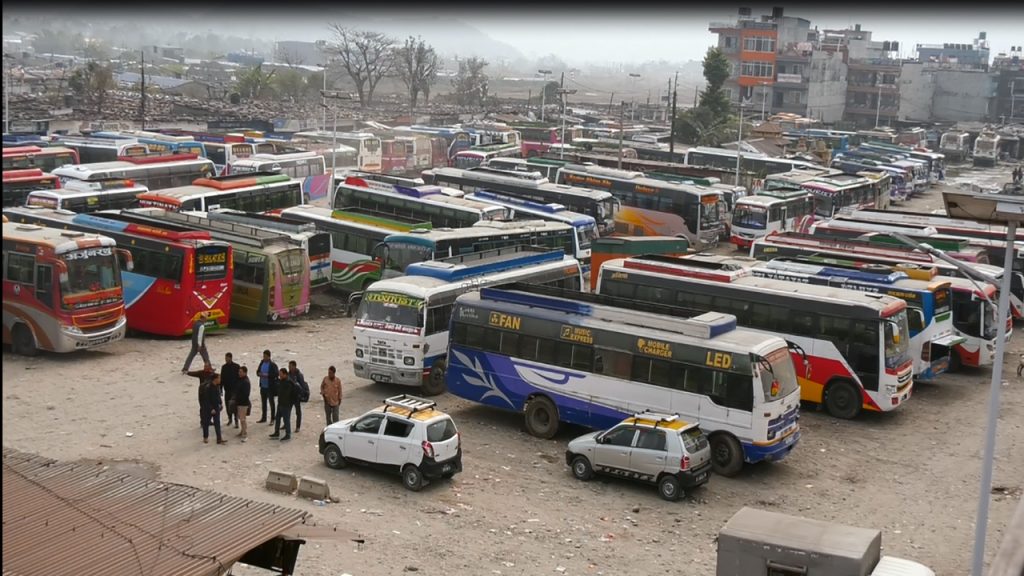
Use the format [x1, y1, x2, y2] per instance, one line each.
[3, 160, 1023, 576]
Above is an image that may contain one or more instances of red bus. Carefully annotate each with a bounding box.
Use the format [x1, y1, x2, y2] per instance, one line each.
[381, 139, 408, 175]
[3, 220, 129, 355]
[4, 206, 233, 337]
[3, 169, 62, 207]
[2, 145, 79, 172]
[429, 136, 449, 168]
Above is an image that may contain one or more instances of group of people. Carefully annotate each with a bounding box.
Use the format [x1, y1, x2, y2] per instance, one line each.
[182, 318, 345, 445]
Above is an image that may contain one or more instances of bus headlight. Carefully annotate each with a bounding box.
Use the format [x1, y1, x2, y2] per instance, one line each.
[64, 324, 83, 335]
[886, 384, 897, 395]
[767, 429, 776, 441]
[404, 356, 415, 366]
[355, 349, 364, 358]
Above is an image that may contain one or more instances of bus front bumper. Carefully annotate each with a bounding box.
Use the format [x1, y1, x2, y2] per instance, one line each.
[58, 316, 127, 352]
[352, 361, 424, 387]
[744, 429, 800, 464]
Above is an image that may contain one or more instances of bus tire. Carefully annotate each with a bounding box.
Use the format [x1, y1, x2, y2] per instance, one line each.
[422, 361, 447, 396]
[949, 350, 963, 373]
[12, 324, 38, 357]
[824, 380, 862, 420]
[524, 396, 559, 439]
[709, 433, 744, 477]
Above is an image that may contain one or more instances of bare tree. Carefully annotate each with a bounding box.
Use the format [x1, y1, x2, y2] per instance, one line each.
[394, 36, 439, 110]
[451, 57, 489, 109]
[68, 61, 115, 114]
[326, 25, 395, 107]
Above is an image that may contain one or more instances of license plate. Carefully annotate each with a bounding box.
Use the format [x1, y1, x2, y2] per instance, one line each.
[442, 463, 452, 473]
[695, 473, 707, 483]
[371, 374, 391, 383]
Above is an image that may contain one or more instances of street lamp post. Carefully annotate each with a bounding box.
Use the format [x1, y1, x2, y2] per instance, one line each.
[557, 87, 578, 159]
[735, 101, 745, 186]
[3, 53, 12, 134]
[1011, 79, 1016, 120]
[321, 90, 354, 203]
[629, 73, 641, 122]
[760, 81, 769, 122]
[538, 69, 552, 122]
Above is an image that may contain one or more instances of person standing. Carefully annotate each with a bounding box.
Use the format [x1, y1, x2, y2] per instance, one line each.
[256, 350, 278, 424]
[181, 313, 212, 374]
[201, 372, 227, 445]
[235, 365, 252, 442]
[270, 368, 296, 441]
[288, 360, 309, 433]
[187, 363, 216, 430]
[321, 365, 343, 425]
[221, 352, 240, 428]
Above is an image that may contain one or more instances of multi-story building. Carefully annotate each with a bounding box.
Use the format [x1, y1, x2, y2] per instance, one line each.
[916, 32, 990, 68]
[991, 48, 1024, 123]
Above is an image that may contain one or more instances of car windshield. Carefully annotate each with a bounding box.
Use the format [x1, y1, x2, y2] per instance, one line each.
[732, 204, 768, 229]
[757, 347, 799, 403]
[427, 418, 457, 442]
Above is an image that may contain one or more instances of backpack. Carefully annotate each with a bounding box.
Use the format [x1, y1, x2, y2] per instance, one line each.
[296, 371, 310, 403]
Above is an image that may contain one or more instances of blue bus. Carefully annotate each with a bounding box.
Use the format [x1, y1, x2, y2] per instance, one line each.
[444, 283, 802, 477]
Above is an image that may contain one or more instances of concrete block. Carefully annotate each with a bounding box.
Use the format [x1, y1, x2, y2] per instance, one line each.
[297, 475, 331, 500]
[266, 470, 298, 494]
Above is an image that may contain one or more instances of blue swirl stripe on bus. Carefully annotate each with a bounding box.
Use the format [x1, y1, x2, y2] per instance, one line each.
[121, 271, 156, 309]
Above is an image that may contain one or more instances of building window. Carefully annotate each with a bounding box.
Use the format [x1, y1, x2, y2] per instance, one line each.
[743, 36, 776, 53]
[741, 61, 775, 78]
[724, 36, 737, 48]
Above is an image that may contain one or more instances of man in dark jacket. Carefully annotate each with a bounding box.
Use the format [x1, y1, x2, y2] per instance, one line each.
[200, 372, 227, 445]
[235, 365, 252, 442]
[256, 349, 278, 424]
[221, 352, 241, 427]
[187, 363, 216, 430]
[269, 368, 296, 441]
[287, 360, 307, 433]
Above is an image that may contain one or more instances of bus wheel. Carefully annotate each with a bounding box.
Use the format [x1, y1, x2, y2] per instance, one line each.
[12, 324, 38, 357]
[422, 361, 447, 396]
[709, 433, 744, 477]
[824, 380, 862, 420]
[948, 350, 963, 373]
[524, 396, 559, 439]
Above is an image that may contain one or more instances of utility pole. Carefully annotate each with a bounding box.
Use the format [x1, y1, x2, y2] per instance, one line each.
[760, 81, 768, 122]
[321, 90, 354, 202]
[607, 92, 615, 115]
[140, 51, 146, 130]
[527, 89, 532, 114]
[557, 88, 578, 159]
[4, 53, 11, 134]
[669, 72, 679, 156]
[538, 69, 552, 122]
[735, 101, 745, 187]
[321, 62, 328, 131]
[618, 101, 626, 169]
[875, 84, 883, 128]
[1011, 79, 1016, 120]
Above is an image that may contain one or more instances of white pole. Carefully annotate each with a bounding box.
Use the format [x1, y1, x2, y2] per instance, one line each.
[735, 102, 743, 186]
[4, 54, 10, 134]
[560, 93, 566, 160]
[875, 84, 882, 128]
[1011, 80, 1016, 120]
[970, 220, 1018, 576]
[761, 82, 767, 122]
[330, 108, 338, 204]
[322, 64, 328, 132]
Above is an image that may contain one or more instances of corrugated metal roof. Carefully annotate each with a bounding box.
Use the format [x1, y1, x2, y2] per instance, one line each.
[2, 448, 310, 576]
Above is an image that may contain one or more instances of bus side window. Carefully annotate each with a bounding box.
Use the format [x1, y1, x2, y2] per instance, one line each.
[517, 334, 540, 360]
[499, 331, 519, 355]
[595, 347, 632, 380]
[426, 304, 453, 335]
[35, 265, 53, 308]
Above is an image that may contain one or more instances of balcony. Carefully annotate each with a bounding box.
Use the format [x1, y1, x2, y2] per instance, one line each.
[777, 51, 811, 63]
[709, 21, 739, 31]
[848, 59, 902, 72]
[845, 103, 899, 116]
[775, 73, 807, 85]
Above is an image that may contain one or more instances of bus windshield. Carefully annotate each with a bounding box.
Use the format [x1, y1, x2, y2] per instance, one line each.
[701, 201, 721, 228]
[356, 291, 424, 332]
[757, 347, 799, 403]
[385, 240, 432, 271]
[732, 205, 767, 229]
[884, 310, 911, 370]
[61, 248, 121, 306]
[578, 224, 597, 251]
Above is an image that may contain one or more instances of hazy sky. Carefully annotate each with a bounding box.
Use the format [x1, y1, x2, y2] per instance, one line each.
[458, 7, 1023, 64]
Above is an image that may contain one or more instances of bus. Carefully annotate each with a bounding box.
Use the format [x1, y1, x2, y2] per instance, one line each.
[444, 283, 802, 476]
[452, 143, 523, 170]
[3, 221, 128, 355]
[855, 169, 893, 210]
[940, 131, 972, 162]
[292, 131, 383, 173]
[381, 139, 409, 175]
[202, 208, 332, 291]
[379, 219, 579, 275]
[227, 152, 331, 202]
[2, 145, 79, 173]
[720, 256, 961, 381]
[157, 132, 256, 175]
[683, 147, 823, 178]
[4, 206, 233, 337]
[748, 232, 1022, 320]
[136, 172, 303, 213]
[52, 136, 150, 163]
[52, 154, 216, 190]
[99, 208, 311, 324]
[589, 236, 690, 291]
[782, 130, 851, 152]
[393, 135, 433, 172]
[399, 125, 473, 161]
[555, 163, 725, 250]
[763, 167, 843, 193]
[807, 219, 993, 264]
[92, 130, 208, 158]
[729, 188, 817, 249]
[279, 205, 433, 293]
[799, 174, 880, 218]
[26, 179, 148, 212]
[596, 254, 913, 420]
[334, 174, 510, 228]
[464, 190, 598, 266]
[859, 142, 944, 184]
[353, 246, 584, 394]
[3, 169, 61, 207]
[852, 129, 899, 146]
[422, 166, 619, 235]
[830, 158, 911, 202]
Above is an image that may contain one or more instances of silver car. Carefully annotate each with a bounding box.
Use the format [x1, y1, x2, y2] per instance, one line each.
[565, 411, 712, 501]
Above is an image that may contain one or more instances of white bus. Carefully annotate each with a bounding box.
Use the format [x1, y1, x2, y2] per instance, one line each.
[53, 135, 150, 164]
[135, 172, 303, 213]
[52, 154, 216, 190]
[26, 179, 149, 213]
[353, 246, 584, 395]
[228, 151, 332, 203]
[444, 283, 802, 477]
[729, 187, 816, 249]
[292, 131, 383, 173]
[464, 189, 597, 265]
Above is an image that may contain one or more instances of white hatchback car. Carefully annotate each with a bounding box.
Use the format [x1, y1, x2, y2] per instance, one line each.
[318, 395, 462, 491]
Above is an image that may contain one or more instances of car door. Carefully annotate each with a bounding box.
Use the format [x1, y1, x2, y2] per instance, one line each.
[343, 413, 384, 463]
[629, 428, 669, 483]
[377, 417, 415, 470]
[592, 425, 636, 475]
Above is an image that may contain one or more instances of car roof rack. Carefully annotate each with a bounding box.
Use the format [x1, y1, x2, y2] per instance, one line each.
[633, 410, 680, 429]
[384, 394, 437, 415]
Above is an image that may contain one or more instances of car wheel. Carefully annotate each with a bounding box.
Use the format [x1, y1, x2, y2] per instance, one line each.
[402, 464, 424, 492]
[524, 396, 559, 439]
[570, 455, 593, 481]
[824, 380, 862, 420]
[323, 443, 347, 469]
[709, 433, 744, 477]
[658, 475, 682, 502]
[12, 324, 38, 357]
[422, 360, 447, 396]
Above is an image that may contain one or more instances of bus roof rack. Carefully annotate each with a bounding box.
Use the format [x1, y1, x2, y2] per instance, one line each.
[383, 394, 437, 415]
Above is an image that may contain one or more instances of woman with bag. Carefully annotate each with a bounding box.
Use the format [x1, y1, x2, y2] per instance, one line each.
[235, 365, 252, 442]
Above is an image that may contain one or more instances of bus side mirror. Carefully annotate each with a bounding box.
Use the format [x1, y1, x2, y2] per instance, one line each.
[55, 260, 68, 285]
[116, 248, 134, 272]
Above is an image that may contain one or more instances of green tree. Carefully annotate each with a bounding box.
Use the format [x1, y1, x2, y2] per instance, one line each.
[234, 64, 276, 101]
[68, 62, 116, 114]
[451, 57, 489, 108]
[697, 46, 732, 119]
[674, 46, 735, 145]
[272, 68, 306, 102]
